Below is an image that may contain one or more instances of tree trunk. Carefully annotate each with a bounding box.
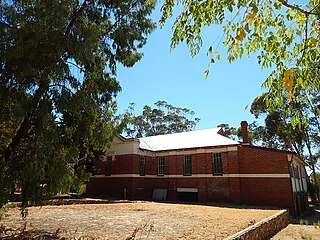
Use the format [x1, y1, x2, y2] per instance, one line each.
[305, 130, 320, 204]
[310, 163, 319, 204]
[2, 0, 88, 164]
[3, 81, 49, 163]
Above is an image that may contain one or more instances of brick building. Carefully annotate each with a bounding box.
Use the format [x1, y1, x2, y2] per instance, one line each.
[86, 121, 308, 215]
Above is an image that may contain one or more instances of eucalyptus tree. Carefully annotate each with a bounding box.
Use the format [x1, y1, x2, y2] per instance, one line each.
[217, 122, 267, 145]
[0, 0, 155, 207]
[125, 100, 200, 137]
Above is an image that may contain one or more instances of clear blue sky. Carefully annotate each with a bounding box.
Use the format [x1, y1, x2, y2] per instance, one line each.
[116, 5, 271, 130]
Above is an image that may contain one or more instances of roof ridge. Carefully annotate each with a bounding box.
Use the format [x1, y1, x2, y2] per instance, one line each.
[138, 128, 238, 151]
[138, 127, 222, 140]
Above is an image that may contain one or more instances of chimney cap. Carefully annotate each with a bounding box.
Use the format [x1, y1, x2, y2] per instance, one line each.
[241, 120, 248, 126]
[240, 121, 250, 144]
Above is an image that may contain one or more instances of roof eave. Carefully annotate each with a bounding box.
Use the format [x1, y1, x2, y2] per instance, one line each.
[139, 143, 240, 153]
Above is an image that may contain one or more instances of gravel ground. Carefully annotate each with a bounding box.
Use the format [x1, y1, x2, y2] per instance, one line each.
[271, 224, 320, 240]
[0, 201, 279, 240]
[271, 207, 320, 240]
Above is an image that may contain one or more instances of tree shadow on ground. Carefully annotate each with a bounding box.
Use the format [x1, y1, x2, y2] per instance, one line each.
[0, 227, 61, 240]
[291, 206, 320, 225]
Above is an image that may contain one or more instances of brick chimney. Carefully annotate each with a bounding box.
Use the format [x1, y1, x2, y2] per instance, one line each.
[241, 121, 250, 145]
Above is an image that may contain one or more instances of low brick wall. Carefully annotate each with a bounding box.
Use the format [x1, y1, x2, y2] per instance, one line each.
[225, 209, 289, 240]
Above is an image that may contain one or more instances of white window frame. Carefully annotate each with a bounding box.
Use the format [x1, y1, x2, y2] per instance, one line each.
[183, 155, 192, 176]
[158, 156, 165, 176]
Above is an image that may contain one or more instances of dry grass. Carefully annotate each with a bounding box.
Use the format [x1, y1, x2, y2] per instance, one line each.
[271, 208, 320, 240]
[271, 224, 320, 240]
[0, 201, 280, 240]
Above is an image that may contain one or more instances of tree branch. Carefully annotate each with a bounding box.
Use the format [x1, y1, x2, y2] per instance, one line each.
[278, 0, 319, 16]
[0, 21, 17, 29]
[301, 17, 308, 61]
[2, 80, 49, 162]
[64, 0, 88, 37]
[67, 60, 86, 73]
[1, 1, 90, 163]
[49, 83, 73, 93]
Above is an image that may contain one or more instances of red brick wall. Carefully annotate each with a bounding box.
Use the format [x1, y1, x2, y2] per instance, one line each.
[92, 151, 237, 176]
[87, 151, 238, 201]
[227, 151, 240, 173]
[131, 178, 171, 200]
[240, 178, 294, 211]
[238, 146, 290, 174]
[86, 177, 133, 198]
[92, 150, 242, 176]
[113, 154, 136, 174]
[87, 146, 296, 213]
[202, 178, 230, 202]
[229, 178, 242, 204]
[238, 146, 294, 212]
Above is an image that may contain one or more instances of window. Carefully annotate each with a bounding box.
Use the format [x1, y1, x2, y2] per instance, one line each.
[139, 156, 145, 176]
[105, 156, 112, 176]
[158, 156, 165, 175]
[183, 155, 192, 176]
[293, 166, 299, 178]
[213, 153, 223, 175]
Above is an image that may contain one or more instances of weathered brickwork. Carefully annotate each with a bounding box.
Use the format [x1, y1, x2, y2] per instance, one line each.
[238, 146, 290, 174]
[86, 144, 305, 215]
[240, 178, 294, 210]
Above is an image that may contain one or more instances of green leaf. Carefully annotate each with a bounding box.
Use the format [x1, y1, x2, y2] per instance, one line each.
[204, 69, 210, 78]
[0, 0, 156, 208]
[208, 46, 213, 55]
[160, 0, 320, 134]
[215, 51, 221, 60]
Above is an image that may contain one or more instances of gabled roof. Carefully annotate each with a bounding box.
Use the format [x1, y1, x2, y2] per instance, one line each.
[138, 128, 239, 151]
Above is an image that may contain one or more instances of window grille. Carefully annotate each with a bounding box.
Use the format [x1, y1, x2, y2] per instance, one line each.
[158, 156, 165, 175]
[184, 155, 192, 176]
[213, 153, 223, 175]
[139, 156, 145, 176]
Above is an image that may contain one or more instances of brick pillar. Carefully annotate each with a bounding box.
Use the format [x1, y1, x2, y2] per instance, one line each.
[228, 150, 242, 204]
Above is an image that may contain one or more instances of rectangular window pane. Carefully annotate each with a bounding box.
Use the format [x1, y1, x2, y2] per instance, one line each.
[184, 155, 192, 176]
[213, 153, 223, 175]
[139, 156, 145, 176]
[105, 156, 112, 176]
[158, 157, 165, 175]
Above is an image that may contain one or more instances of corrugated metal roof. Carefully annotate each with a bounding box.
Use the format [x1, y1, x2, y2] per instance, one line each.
[138, 128, 239, 151]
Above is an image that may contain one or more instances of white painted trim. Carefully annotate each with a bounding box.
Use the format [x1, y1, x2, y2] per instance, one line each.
[227, 146, 238, 151]
[169, 151, 178, 156]
[287, 153, 306, 166]
[177, 188, 198, 193]
[92, 173, 290, 179]
[225, 173, 290, 178]
[138, 147, 239, 157]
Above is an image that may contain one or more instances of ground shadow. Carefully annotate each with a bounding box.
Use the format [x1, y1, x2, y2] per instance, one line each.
[291, 206, 320, 225]
[0, 227, 61, 240]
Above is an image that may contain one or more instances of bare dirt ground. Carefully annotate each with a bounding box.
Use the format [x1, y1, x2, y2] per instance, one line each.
[0, 201, 280, 240]
[271, 225, 320, 240]
[271, 207, 320, 240]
